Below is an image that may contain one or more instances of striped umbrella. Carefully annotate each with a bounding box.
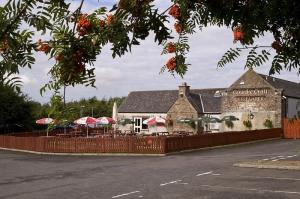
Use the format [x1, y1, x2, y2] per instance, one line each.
[96, 117, 116, 125]
[36, 118, 54, 137]
[74, 117, 98, 137]
[74, 116, 98, 125]
[36, 118, 54, 125]
[143, 116, 166, 126]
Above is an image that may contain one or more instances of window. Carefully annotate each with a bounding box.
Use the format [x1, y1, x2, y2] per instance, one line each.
[142, 118, 148, 129]
[214, 90, 221, 97]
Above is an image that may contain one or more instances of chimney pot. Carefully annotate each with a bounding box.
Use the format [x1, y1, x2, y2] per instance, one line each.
[178, 82, 190, 97]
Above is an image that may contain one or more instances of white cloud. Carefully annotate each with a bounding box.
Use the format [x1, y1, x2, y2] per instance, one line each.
[1, 0, 299, 103]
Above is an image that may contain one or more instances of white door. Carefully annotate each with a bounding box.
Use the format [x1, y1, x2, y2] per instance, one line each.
[134, 117, 142, 133]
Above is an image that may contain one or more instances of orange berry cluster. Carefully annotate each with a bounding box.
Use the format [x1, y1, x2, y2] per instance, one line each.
[233, 25, 244, 43]
[166, 42, 176, 53]
[166, 57, 176, 71]
[168, 4, 182, 34]
[36, 39, 50, 53]
[99, 19, 106, 29]
[55, 53, 64, 61]
[174, 22, 182, 33]
[107, 14, 113, 25]
[168, 5, 180, 19]
[77, 14, 91, 36]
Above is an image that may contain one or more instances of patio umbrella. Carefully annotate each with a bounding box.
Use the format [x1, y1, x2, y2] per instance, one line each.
[97, 117, 116, 125]
[112, 102, 118, 131]
[143, 116, 166, 134]
[36, 117, 54, 137]
[74, 116, 97, 137]
[96, 117, 116, 134]
[221, 115, 239, 122]
[198, 116, 222, 131]
[143, 116, 166, 126]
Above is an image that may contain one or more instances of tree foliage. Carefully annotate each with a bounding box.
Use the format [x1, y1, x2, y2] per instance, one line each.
[0, 0, 299, 92]
[0, 84, 35, 133]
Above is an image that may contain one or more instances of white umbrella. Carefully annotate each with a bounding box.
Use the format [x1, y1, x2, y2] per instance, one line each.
[96, 117, 116, 134]
[36, 118, 54, 137]
[96, 117, 116, 125]
[112, 102, 118, 131]
[143, 116, 166, 126]
[74, 116, 97, 137]
[143, 116, 166, 134]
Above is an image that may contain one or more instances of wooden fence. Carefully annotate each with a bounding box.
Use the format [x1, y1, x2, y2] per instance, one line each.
[0, 128, 282, 154]
[283, 119, 300, 139]
[165, 128, 282, 153]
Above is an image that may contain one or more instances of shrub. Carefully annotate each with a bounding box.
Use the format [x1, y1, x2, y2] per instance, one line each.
[225, 120, 234, 129]
[243, 120, 252, 130]
[263, 119, 273, 128]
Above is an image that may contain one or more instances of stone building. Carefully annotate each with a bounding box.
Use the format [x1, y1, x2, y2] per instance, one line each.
[118, 83, 223, 134]
[220, 69, 300, 131]
[118, 69, 300, 134]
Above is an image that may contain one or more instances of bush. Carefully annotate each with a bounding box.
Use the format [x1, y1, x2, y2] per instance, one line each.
[263, 119, 273, 128]
[225, 120, 234, 129]
[243, 120, 252, 130]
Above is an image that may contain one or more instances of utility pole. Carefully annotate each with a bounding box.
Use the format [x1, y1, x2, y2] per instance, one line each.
[91, 107, 94, 117]
[80, 105, 85, 117]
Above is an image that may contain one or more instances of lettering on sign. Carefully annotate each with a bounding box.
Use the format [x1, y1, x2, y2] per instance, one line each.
[232, 88, 270, 95]
[236, 96, 265, 102]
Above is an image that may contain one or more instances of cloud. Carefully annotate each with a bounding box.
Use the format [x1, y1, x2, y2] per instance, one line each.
[1, 0, 299, 103]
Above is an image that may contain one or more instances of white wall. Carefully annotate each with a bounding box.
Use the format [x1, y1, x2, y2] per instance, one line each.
[287, 97, 300, 118]
[117, 113, 167, 134]
[204, 114, 221, 132]
[219, 111, 277, 132]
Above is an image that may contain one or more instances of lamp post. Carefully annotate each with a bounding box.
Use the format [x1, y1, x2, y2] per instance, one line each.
[248, 111, 254, 120]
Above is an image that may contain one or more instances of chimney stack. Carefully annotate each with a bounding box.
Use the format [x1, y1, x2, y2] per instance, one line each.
[178, 82, 190, 97]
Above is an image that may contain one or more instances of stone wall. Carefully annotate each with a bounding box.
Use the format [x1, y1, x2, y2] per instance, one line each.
[167, 96, 200, 134]
[220, 69, 282, 131]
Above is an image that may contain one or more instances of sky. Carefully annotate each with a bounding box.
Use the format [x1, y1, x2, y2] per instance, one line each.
[1, 0, 299, 103]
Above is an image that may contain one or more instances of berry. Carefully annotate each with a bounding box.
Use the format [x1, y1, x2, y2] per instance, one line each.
[166, 57, 176, 70]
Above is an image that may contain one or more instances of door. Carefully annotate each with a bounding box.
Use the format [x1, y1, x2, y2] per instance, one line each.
[134, 117, 142, 133]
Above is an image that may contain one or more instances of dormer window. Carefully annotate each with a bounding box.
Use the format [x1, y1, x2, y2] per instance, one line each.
[214, 90, 221, 97]
[240, 81, 245, 85]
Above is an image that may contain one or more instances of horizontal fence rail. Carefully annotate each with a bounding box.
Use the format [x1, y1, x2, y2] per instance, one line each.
[164, 128, 282, 153]
[0, 129, 282, 154]
[283, 119, 300, 139]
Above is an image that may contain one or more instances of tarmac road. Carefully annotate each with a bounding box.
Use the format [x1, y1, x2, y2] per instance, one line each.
[0, 139, 299, 199]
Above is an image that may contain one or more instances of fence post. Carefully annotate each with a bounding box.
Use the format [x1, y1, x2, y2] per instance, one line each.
[161, 137, 166, 154]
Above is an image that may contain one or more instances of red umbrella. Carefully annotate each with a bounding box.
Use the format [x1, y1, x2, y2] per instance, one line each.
[96, 117, 116, 134]
[96, 117, 116, 125]
[143, 116, 166, 126]
[36, 118, 55, 137]
[74, 117, 97, 137]
[74, 116, 98, 125]
[36, 118, 54, 125]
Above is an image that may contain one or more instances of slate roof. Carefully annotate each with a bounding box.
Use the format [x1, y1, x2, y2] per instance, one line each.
[192, 89, 224, 113]
[118, 88, 225, 114]
[258, 74, 300, 98]
[118, 90, 178, 113]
